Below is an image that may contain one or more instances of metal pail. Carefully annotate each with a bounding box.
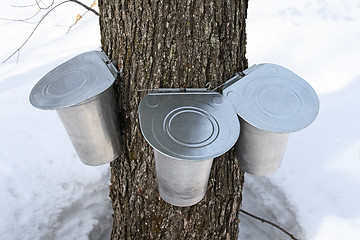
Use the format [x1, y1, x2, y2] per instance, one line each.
[154, 150, 213, 207]
[29, 51, 121, 166]
[236, 118, 289, 176]
[223, 64, 319, 175]
[138, 90, 240, 206]
[56, 86, 121, 165]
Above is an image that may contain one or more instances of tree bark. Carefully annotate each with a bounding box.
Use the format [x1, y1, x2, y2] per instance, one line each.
[98, 0, 248, 239]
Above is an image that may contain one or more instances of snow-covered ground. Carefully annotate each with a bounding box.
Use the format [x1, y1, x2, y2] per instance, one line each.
[0, 1, 112, 240]
[240, 1, 360, 240]
[0, 0, 359, 239]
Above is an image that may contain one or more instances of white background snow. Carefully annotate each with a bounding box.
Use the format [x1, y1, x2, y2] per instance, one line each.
[0, 0, 359, 239]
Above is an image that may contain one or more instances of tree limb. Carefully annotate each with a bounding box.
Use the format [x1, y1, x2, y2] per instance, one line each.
[11, 3, 37, 8]
[36, 0, 54, 10]
[69, 0, 99, 16]
[3, 0, 99, 63]
[3, 1, 71, 63]
[66, 11, 87, 33]
[0, 8, 41, 23]
[240, 209, 298, 240]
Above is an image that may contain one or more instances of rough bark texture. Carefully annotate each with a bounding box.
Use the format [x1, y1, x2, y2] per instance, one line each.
[98, 0, 248, 239]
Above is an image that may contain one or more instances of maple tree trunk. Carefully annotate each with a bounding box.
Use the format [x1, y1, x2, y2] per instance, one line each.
[98, 0, 248, 239]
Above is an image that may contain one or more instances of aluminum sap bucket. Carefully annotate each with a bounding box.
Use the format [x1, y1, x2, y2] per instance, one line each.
[223, 64, 319, 176]
[55, 86, 121, 165]
[154, 150, 213, 207]
[29, 51, 121, 166]
[138, 90, 240, 206]
[236, 118, 289, 176]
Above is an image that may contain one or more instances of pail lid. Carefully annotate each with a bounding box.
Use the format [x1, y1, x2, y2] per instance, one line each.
[223, 64, 319, 133]
[29, 51, 118, 110]
[138, 91, 240, 161]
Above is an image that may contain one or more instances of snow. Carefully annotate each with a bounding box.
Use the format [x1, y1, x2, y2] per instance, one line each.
[1, 0, 359, 239]
[240, 0, 360, 239]
[0, 1, 112, 240]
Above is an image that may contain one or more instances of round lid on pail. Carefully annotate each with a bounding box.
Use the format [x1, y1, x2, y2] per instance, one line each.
[29, 51, 117, 110]
[138, 91, 240, 161]
[223, 64, 319, 133]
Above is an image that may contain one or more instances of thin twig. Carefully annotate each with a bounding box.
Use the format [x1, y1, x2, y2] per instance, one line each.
[0, 8, 41, 23]
[69, 0, 99, 16]
[3, 0, 99, 63]
[36, 0, 54, 10]
[240, 209, 298, 240]
[11, 3, 37, 8]
[3, 0, 71, 63]
[66, 9, 89, 33]
[60, 0, 98, 33]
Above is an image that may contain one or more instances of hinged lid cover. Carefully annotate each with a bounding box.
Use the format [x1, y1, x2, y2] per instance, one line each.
[223, 63, 319, 133]
[139, 91, 240, 161]
[29, 50, 118, 110]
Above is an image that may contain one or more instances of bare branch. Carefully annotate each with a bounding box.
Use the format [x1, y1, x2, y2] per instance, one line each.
[240, 209, 298, 240]
[66, 11, 89, 33]
[66, 1, 98, 33]
[3, 0, 71, 63]
[69, 0, 99, 16]
[11, 3, 37, 8]
[0, 8, 41, 23]
[3, 0, 99, 63]
[36, 0, 54, 10]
